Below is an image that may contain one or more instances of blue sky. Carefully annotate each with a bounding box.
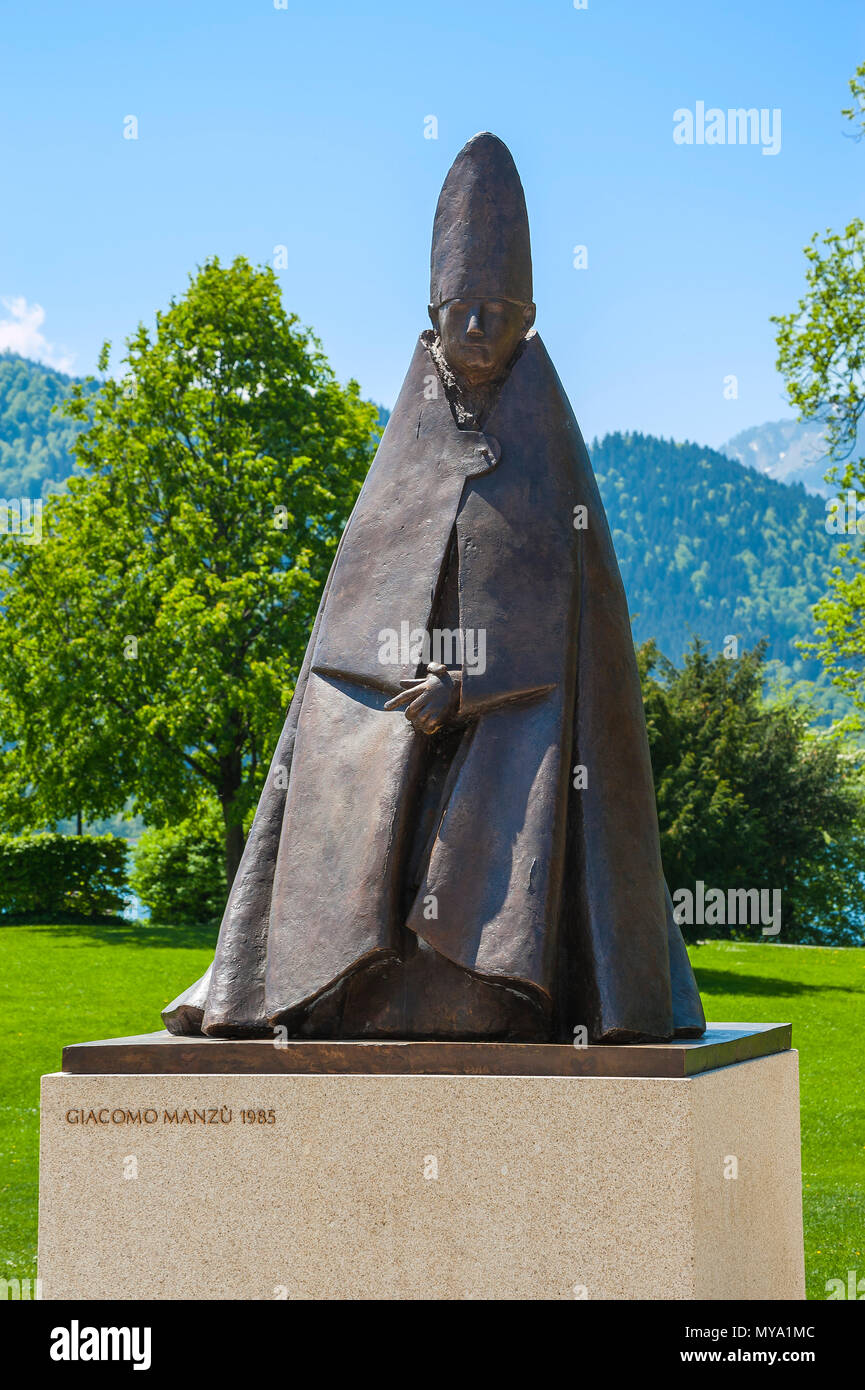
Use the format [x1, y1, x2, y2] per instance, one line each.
[2, 0, 863, 447]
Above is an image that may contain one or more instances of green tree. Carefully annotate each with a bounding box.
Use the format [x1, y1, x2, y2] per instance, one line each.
[841, 60, 865, 140]
[640, 639, 865, 944]
[0, 257, 378, 886]
[772, 65, 865, 718]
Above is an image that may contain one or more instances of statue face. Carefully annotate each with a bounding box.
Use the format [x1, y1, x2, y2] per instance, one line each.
[432, 298, 535, 385]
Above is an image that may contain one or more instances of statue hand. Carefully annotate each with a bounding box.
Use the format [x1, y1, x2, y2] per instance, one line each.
[384, 663, 461, 734]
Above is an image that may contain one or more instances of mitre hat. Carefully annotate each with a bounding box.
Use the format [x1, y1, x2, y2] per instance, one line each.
[430, 132, 533, 306]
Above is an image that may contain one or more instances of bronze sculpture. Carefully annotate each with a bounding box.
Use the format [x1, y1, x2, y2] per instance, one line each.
[164, 133, 705, 1045]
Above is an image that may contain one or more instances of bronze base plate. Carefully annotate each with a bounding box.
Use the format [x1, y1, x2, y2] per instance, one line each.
[60, 1023, 791, 1079]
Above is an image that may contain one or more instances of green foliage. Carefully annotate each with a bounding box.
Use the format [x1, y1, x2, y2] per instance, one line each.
[0, 832, 128, 918]
[593, 433, 845, 715]
[774, 219, 865, 715]
[131, 803, 226, 927]
[0, 258, 378, 884]
[0, 353, 94, 499]
[772, 66, 865, 721]
[772, 220, 865, 472]
[640, 639, 865, 945]
[841, 60, 865, 140]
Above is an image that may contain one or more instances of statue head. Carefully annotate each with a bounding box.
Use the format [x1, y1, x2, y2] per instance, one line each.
[428, 133, 536, 386]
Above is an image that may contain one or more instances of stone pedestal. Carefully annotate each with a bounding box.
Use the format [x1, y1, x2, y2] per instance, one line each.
[38, 1025, 805, 1300]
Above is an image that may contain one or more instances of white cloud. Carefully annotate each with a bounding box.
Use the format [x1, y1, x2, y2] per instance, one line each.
[0, 296, 75, 373]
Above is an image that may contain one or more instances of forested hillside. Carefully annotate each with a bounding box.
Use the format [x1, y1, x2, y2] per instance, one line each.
[0, 354, 93, 498]
[591, 432, 838, 697]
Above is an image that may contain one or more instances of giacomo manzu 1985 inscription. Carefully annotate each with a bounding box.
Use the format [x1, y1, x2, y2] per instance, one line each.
[64, 1107, 276, 1126]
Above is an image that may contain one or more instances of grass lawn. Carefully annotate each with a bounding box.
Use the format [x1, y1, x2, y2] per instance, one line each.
[0, 924, 862, 1300]
[689, 940, 864, 1301]
[0, 919, 216, 1292]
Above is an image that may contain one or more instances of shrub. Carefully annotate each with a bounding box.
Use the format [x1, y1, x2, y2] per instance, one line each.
[131, 807, 227, 926]
[640, 638, 865, 945]
[0, 833, 129, 918]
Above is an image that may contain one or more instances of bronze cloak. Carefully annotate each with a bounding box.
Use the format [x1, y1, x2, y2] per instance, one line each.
[163, 329, 705, 1043]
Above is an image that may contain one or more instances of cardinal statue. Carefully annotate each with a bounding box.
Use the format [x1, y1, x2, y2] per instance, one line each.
[164, 133, 706, 1045]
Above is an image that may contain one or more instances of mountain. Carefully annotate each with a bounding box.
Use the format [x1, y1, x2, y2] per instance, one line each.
[0, 353, 94, 500]
[591, 431, 844, 716]
[719, 417, 864, 499]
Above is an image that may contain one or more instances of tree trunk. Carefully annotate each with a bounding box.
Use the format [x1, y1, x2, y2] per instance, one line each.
[76, 810, 83, 836]
[220, 740, 246, 892]
[224, 818, 245, 892]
